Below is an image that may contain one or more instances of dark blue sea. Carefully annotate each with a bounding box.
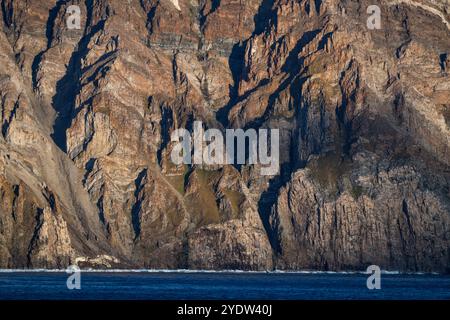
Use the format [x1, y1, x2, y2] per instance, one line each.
[0, 271, 449, 300]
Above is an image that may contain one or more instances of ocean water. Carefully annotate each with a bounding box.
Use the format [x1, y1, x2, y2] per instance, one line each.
[0, 271, 449, 300]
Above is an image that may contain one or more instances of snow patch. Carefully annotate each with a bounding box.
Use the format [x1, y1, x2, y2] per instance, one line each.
[169, 0, 181, 11]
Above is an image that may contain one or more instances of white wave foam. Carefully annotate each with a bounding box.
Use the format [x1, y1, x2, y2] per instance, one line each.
[0, 269, 441, 275]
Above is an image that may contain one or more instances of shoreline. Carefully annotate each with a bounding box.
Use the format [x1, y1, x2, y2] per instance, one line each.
[0, 269, 444, 275]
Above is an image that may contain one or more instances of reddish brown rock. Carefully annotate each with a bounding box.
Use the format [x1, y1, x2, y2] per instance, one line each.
[0, 0, 449, 272]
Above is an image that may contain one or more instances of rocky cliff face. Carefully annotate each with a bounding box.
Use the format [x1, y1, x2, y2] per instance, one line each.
[0, 0, 449, 272]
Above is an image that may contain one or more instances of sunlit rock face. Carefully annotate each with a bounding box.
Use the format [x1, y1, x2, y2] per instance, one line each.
[0, 0, 449, 272]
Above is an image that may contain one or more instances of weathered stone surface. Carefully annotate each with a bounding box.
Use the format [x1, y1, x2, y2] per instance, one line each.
[0, 0, 449, 272]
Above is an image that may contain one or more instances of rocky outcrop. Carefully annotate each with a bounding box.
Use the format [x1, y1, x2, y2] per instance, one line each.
[272, 166, 450, 272]
[0, 0, 449, 272]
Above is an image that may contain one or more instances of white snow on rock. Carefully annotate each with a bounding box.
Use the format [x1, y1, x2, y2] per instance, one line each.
[169, 0, 181, 11]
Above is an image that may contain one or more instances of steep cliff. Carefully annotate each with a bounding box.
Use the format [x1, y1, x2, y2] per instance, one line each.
[0, 0, 449, 272]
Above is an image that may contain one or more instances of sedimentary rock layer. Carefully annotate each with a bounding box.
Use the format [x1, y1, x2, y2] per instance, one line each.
[0, 0, 449, 272]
